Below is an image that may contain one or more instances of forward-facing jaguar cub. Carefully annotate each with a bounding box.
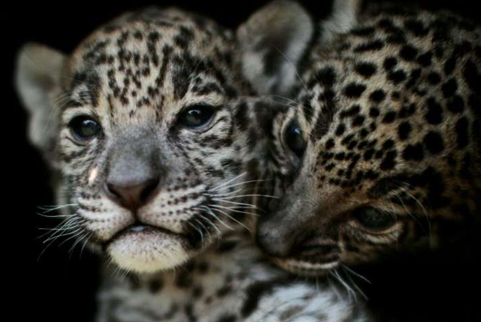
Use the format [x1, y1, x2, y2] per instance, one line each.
[240, 0, 481, 276]
[15, 6, 368, 322]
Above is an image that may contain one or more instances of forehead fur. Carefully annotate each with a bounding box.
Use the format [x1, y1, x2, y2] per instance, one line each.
[293, 8, 480, 200]
[62, 7, 242, 123]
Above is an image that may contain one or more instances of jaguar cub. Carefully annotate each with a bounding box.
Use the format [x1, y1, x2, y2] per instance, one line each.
[239, 0, 481, 276]
[16, 6, 368, 322]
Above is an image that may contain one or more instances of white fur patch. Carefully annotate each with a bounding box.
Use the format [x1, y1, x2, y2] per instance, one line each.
[108, 230, 190, 273]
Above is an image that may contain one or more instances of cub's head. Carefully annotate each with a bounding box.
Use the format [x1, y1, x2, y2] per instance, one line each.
[240, 0, 481, 276]
[16, 7, 277, 273]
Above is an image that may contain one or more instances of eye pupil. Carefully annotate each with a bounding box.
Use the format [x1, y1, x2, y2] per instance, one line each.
[284, 122, 306, 157]
[70, 116, 101, 140]
[179, 105, 215, 128]
[354, 207, 396, 230]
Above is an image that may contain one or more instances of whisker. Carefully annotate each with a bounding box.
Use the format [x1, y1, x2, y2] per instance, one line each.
[198, 206, 234, 231]
[207, 194, 279, 200]
[208, 172, 247, 192]
[210, 199, 258, 209]
[208, 179, 267, 193]
[208, 204, 259, 217]
[209, 207, 252, 233]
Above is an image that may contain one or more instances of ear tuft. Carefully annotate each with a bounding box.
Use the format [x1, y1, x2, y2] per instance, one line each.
[237, 0, 314, 96]
[15, 43, 66, 158]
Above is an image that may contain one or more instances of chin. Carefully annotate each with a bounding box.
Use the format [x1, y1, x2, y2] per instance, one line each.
[106, 225, 193, 273]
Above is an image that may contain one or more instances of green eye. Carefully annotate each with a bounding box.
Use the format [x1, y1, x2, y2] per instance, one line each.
[69, 116, 102, 141]
[178, 105, 216, 128]
[353, 207, 396, 231]
[284, 121, 306, 157]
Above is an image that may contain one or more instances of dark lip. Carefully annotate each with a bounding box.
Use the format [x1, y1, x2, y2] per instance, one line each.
[278, 257, 340, 277]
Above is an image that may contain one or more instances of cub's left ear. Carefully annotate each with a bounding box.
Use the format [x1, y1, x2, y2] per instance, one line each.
[237, 0, 361, 96]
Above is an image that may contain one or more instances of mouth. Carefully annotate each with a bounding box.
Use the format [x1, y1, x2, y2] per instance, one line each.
[275, 241, 341, 277]
[275, 257, 340, 277]
[106, 222, 185, 246]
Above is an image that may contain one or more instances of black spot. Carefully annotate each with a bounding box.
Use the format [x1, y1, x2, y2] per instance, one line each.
[404, 19, 429, 37]
[463, 59, 481, 93]
[351, 26, 376, 36]
[469, 94, 481, 117]
[399, 45, 418, 61]
[234, 102, 249, 131]
[148, 279, 164, 293]
[402, 144, 425, 161]
[388, 70, 407, 84]
[335, 152, 346, 160]
[385, 27, 407, 44]
[192, 286, 204, 299]
[312, 67, 337, 87]
[427, 72, 441, 85]
[424, 97, 444, 124]
[447, 95, 465, 114]
[398, 103, 416, 118]
[364, 148, 375, 161]
[423, 131, 445, 154]
[340, 105, 361, 118]
[354, 40, 385, 52]
[378, 18, 394, 28]
[217, 284, 233, 297]
[335, 124, 346, 136]
[369, 107, 380, 118]
[369, 90, 386, 103]
[382, 139, 395, 150]
[352, 115, 365, 127]
[397, 121, 412, 140]
[355, 62, 377, 78]
[217, 240, 238, 253]
[326, 138, 335, 149]
[455, 117, 470, 149]
[383, 57, 397, 70]
[380, 150, 397, 170]
[217, 315, 237, 322]
[441, 78, 458, 98]
[241, 278, 292, 318]
[417, 52, 432, 67]
[344, 83, 366, 98]
[382, 111, 397, 124]
[406, 68, 422, 89]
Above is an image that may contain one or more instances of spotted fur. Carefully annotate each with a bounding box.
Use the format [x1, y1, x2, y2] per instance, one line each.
[15, 6, 369, 321]
[241, 1, 481, 276]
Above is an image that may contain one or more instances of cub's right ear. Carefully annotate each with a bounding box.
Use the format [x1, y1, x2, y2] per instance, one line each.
[15, 43, 66, 163]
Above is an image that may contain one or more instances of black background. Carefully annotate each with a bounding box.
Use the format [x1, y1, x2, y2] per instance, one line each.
[6, 1, 480, 321]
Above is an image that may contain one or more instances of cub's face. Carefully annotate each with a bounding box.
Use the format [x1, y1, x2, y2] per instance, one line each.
[250, 7, 481, 276]
[16, 8, 265, 273]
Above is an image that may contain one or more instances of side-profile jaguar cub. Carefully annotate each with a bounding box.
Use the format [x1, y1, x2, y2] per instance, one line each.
[15, 5, 369, 322]
[239, 0, 481, 276]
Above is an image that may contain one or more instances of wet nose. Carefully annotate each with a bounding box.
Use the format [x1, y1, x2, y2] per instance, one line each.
[105, 177, 160, 211]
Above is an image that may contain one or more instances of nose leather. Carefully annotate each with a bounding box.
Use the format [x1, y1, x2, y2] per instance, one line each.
[105, 178, 160, 210]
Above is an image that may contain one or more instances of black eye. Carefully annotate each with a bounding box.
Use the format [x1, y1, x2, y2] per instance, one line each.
[178, 105, 215, 128]
[284, 121, 306, 157]
[69, 116, 102, 141]
[353, 207, 397, 231]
